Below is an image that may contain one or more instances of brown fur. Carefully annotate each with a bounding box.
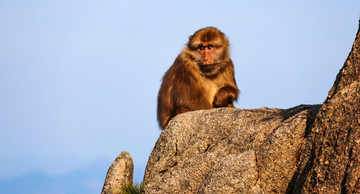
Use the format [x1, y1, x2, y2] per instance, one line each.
[157, 27, 239, 129]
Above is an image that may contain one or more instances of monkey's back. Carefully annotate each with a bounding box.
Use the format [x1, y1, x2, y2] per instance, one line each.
[157, 55, 213, 129]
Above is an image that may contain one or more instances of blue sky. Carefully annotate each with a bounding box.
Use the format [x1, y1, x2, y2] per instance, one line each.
[0, 0, 359, 193]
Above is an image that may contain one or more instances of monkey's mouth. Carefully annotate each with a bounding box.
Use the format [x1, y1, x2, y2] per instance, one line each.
[199, 63, 218, 73]
[199, 63, 218, 67]
[201, 63, 214, 66]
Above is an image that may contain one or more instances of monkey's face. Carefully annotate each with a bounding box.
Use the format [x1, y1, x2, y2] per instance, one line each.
[187, 27, 230, 76]
[197, 44, 216, 65]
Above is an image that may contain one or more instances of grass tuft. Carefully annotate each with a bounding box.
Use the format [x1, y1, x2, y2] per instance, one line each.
[121, 182, 144, 194]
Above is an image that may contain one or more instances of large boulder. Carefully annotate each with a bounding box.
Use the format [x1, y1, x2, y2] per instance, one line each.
[143, 105, 320, 193]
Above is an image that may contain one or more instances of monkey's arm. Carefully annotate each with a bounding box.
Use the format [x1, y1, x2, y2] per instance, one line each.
[212, 86, 239, 108]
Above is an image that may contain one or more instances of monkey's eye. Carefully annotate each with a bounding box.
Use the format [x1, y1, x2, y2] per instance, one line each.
[199, 46, 206, 51]
[207, 45, 213, 50]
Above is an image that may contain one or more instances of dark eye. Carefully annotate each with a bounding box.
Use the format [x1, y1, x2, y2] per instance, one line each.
[207, 45, 213, 50]
[199, 46, 206, 50]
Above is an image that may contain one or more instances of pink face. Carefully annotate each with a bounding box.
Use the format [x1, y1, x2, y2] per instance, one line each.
[197, 44, 215, 65]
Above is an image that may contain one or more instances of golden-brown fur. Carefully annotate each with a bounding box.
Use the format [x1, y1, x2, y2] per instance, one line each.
[157, 27, 239, 129]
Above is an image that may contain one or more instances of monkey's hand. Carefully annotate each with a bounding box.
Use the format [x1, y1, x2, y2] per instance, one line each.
[213, 86, 238, 108]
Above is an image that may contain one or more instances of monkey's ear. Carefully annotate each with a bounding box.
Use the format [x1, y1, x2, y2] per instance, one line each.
[187, 41, 200, 50]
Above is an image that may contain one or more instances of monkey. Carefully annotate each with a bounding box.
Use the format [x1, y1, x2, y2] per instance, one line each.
[157, 27, 239, 129]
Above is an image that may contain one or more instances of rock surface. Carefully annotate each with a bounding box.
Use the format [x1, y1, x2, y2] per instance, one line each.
[102, 151, 134, 194]
[143, 105, 320, 193]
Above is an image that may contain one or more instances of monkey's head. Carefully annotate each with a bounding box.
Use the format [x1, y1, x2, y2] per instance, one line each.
[187, 27, 230, 76]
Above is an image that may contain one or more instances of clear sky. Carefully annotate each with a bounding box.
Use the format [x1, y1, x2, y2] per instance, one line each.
[0, 0, 359, 192]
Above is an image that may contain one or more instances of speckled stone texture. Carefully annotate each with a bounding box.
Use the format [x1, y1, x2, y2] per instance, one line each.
[143, 105, 320, 193]
[102, 151, 133, 194]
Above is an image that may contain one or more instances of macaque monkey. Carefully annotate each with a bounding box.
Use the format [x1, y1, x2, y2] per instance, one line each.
[157, 27, 239, 129]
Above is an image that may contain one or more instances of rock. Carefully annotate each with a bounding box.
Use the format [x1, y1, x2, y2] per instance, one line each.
[143, 105, 320, 193]
[291, 21, 360, 193]
[198, 150, 260, 193]
[102, 151, 134, 194]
